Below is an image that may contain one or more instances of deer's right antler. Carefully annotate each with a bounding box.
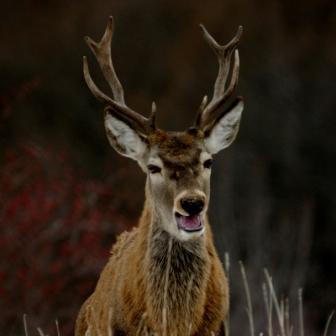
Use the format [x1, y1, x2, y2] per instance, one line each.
[83, 16, 156, 137]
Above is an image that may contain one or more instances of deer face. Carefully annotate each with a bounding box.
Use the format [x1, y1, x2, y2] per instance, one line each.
[104, 98, 243, 240]
[84, 17, 244, 240]
[146, 130, 210, 240]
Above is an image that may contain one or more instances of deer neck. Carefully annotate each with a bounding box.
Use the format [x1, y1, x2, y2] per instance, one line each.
[139, 198, 211, 333]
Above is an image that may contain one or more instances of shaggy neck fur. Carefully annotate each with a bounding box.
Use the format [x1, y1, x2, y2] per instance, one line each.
[142, 199, 211, 335]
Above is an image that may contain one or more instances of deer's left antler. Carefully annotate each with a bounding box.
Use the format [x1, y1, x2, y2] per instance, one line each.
[196, 25, 243, 132]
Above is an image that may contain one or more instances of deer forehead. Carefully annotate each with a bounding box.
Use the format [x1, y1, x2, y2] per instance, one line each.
[148, 131, 206, 168]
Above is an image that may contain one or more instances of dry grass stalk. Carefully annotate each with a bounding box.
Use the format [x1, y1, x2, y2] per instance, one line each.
[298, 288, 304, 336]
[240, 261, 255, 336]
[23, 314, 29, 336]
[224, 253, 230, 336]
[136, 313, 148, 336]
[107, 309, 114, 336]
[284, 298, 294, 336]
[36, 327, 46, 336]
[323, 311, 335, 336]
[55, 320, 61, 336]
[88, 306, 103, 336]
[262, 282, 273, 336]
[264, 269, 286, 336]
[84, 326, 92, 336]
[22, 265, 335, 336]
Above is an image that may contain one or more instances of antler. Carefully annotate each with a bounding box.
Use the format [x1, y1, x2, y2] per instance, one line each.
[196, 25, 243, 131]
[83, 16, 156, 137]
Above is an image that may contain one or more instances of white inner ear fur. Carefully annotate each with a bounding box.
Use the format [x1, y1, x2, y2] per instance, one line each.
[205, 100, 244, 154]
[104, 113, 148, 166]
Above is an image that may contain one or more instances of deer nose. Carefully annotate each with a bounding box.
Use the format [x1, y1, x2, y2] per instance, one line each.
[180, 198, 204, 216]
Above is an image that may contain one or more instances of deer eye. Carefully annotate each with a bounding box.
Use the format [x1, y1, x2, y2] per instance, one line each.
[203, 159, 213, 169]
[147, 164, 161, 174]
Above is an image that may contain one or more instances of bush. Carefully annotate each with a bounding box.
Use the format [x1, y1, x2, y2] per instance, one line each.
[0, 143, 133, 335]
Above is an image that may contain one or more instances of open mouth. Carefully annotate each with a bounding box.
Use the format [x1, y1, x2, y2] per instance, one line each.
[175, 212, 203, 232]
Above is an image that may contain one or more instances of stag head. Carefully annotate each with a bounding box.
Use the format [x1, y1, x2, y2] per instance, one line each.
[83, 17, 244, 240]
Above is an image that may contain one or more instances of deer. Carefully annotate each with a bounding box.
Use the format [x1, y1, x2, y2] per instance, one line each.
[75, 16, 244, 336]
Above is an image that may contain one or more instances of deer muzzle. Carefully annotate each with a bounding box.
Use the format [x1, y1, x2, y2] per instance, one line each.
[174, 191, 207, 232]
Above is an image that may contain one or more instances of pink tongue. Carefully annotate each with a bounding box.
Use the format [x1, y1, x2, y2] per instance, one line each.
[177, 214, 202, 231]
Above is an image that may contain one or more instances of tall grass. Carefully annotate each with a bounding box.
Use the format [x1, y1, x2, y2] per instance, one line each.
[22, 260, 335, 336]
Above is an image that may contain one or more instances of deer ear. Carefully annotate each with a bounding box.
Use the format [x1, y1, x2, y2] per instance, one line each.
[104, 112, 148, 163]
[204, 98, 244, 154]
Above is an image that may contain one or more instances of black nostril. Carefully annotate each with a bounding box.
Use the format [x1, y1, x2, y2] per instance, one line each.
[180, 198, 204, 215]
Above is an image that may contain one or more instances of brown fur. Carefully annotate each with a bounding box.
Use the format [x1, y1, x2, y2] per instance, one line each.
[75, 131, 229, 335]
[75, 204, 228, 336]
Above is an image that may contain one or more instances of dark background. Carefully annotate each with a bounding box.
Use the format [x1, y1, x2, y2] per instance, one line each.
[0, 0, 335, 335]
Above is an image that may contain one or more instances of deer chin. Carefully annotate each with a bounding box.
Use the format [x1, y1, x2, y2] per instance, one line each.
[175, 212, 204, 233]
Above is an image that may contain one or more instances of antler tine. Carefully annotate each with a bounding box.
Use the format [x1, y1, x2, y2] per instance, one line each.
[83, 56, 116, 105]
[83, 17, 156, 136]
[201, 49, 240, 128]
[83, 54, 150, 135]
[149, 101, 157, 131]
[195, 95, 208, 126]
[196, 25, 242, 130]
[85, 16, 125, 105]
[200, 25, 242, 101]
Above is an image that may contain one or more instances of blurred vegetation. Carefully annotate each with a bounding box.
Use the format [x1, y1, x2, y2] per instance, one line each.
[0, 0, 335, 335]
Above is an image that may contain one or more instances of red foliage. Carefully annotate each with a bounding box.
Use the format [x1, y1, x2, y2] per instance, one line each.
[0, 143, 134, 335]
[0, 77, 41, 125]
